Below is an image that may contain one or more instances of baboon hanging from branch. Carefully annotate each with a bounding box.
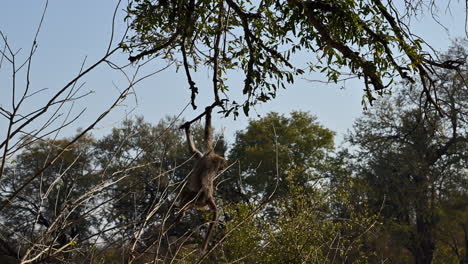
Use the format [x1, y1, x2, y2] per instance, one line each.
[178, 105, 227, 253]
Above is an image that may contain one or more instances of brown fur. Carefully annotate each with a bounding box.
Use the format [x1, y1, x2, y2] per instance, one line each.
[178, 107, 226, 253]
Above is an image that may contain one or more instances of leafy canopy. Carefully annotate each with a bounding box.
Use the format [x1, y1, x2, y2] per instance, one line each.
[228, 111, 334, 197]
[125, 0, 463, 116]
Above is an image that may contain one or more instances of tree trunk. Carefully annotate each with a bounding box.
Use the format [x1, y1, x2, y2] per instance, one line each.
[410, 215, 435, 264]
[412, 240, 434, 264]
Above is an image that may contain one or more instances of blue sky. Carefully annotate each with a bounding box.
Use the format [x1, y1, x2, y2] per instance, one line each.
[0, 0, 466, 145]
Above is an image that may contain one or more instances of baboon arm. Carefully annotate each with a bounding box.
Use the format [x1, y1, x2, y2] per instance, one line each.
[185, 126, 203, 158]
[204, 107, 214, 152]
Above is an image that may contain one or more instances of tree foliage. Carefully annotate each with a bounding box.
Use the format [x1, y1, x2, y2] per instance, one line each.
[0, 135, 98, 255]
[94, 117, 187, 238]
[125, 0, 464, 116]
[220, 178, 380, 263]
[346, 44, 468, 264]
[227, 111, 334, 198]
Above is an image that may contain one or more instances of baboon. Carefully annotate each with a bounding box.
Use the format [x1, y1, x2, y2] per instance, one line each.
[179, 106, 227, 253]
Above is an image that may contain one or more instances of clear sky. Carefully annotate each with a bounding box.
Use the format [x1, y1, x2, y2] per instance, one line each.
[0, 0, 466, 146]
